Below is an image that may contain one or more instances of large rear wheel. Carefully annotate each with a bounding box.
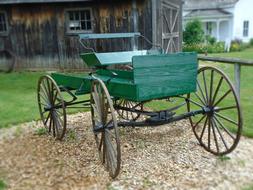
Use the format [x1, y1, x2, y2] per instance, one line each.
[187, 66, 242, 155]
[90, 78, 121, 178]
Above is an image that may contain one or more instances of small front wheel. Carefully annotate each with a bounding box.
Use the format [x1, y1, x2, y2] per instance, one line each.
[187, 66, 242, 156]
[37, 75, 67, 140]
[90, 78, 121, 178]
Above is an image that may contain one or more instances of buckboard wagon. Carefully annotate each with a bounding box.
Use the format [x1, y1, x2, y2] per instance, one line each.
[37, 33, 242, 178]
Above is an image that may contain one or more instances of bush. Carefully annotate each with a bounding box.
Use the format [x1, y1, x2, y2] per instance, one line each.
[206, 35, 216, 45]
[230, 39, 250, 52]
[183, 19, 205, 45]
[183, 42, 225, 53]
[250, 38, 253, 47]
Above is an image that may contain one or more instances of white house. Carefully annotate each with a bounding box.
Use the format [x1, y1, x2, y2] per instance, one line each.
[183, 0, 253, 47]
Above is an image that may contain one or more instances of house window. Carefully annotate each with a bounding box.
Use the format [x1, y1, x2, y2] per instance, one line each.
[66, 9, 92, 33]
[206, 22, 212, 35]
[0, 11, 8, 34]
[243, 21, 249, 37]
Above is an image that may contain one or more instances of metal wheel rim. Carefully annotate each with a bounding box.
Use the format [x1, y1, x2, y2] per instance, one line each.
[187, 66, 242, 155]
[37, 75, 66, 140]
[90, 79, 121, 178]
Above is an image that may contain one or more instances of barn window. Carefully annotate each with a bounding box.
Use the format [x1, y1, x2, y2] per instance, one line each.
[243, 21, 249, 37]
[0, 11, 8, 35]
[66, 9, 92, 34]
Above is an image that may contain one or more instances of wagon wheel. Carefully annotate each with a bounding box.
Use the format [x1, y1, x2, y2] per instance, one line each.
[37, 75, 66, 140]
[187, 66, 242, 156]
[114, 65, 143, 121]
[114, 99, 143, 121]
[90, 78, 121, 178]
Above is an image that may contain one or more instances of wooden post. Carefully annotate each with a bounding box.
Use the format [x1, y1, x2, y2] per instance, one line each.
[234, 63, 241, 99]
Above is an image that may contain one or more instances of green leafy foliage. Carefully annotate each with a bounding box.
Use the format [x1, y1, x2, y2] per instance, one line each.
[230, 39, 252, 52]
[206, 35, 217, 45]
[0, 180, 7, 190]
[35, 127, 47, 136]
[183, 42, 225, 53]
[183, 19, 205, 45]
[249, 38, 253, 47]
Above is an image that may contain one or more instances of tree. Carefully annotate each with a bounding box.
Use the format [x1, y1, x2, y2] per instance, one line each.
[183, 19, 204, 45]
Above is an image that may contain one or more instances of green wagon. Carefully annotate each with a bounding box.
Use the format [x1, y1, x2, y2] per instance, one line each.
[37, 33, 242, 178]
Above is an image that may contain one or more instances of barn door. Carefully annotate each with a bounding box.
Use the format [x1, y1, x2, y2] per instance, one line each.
[161, 0, 180, 53]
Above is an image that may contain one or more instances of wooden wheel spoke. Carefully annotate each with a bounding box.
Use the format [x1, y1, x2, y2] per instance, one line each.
[197, 80, 207, 104]
[105, 128, 116, 140]
[213, 89, 232, 107]
[105, 134, 117, 172]
[208, 118, 211, 149]
[40, 84, 50, 102]
[92, 92, 102, 119]
[215, 106, 237, 112]
[211, 76, 223, 105]
[212, 118, 229, 150]
[215, 112, 238, 126]
[44, 112, 51, 125]
[54, 110, 64, 128]
[209, 70, 214, 105]
[200, 116, 208, 141]
[214, 116, 235, 140]
[39, 91, 49, 104]
[210, 119, 219, 153]
[98, 133, 104, 152]
[202, 71, 209, 103]
[194, 92, 206, 106]
[49, 114, 53, 133]
[193, 115, 206, 129]
[189, 99, 204, 108]
[91, 103, 101, 122]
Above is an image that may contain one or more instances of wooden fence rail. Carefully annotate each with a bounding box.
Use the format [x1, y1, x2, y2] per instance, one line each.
[198, 55, 253, 99]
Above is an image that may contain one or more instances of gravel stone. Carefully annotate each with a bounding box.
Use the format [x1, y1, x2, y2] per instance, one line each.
[0, 112, 253, 190]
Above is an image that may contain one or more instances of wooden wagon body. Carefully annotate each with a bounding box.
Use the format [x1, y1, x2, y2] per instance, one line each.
[52, 51, 198, 102]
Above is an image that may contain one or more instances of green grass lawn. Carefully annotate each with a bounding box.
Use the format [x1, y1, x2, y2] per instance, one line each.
[0, 48, 253, 138]
[0, 72, 45, 127]
[0, 72, 88, 128]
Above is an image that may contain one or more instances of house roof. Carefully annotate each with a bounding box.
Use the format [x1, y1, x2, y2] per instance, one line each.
[0, 0, 92, 4]
[184, 8, 232, 19]
[183, 0, 239, 10]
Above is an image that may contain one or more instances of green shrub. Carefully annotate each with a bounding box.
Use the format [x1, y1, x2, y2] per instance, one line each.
[183, 42, 225, 53]
[206, 35, 216, 45]
[230, 39, 250, 52]
[250, 38, 253, 47]
[183, 19, 205, 45]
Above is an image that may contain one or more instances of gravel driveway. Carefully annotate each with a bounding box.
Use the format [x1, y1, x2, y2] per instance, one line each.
[0, 112, 253, 190]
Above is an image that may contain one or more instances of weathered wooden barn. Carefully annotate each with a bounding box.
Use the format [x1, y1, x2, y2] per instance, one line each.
[0, 0, 183, 71]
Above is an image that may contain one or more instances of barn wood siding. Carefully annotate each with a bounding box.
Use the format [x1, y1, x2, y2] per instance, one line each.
[0, 0, 153, 71]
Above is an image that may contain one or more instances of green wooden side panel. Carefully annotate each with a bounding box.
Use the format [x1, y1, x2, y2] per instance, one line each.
[80, 50, 148, 67]
[132, 52, 198, 101]
[51, 73, 91, 94]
